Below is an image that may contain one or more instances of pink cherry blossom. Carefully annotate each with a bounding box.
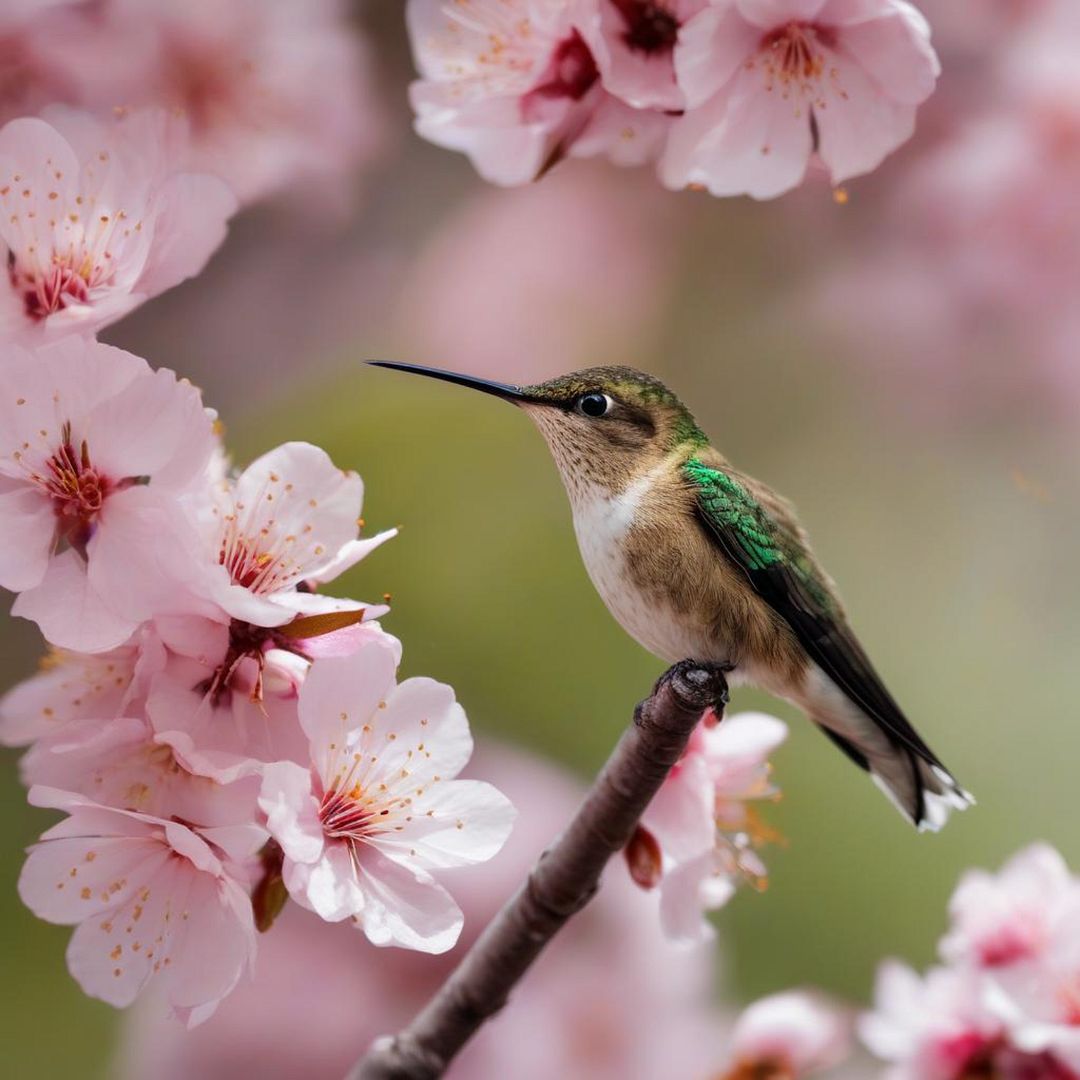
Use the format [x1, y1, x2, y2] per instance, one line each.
[861, 961, 1003, 1080]
[0, 107, 236, 339]
[182, 441, 395, 630]
[258, 643, 516, 953]
[860, 960, 1079, 1080]
[18, 786, 262, 1025]
[145, 613, 397, 783]
[941, 843, 1079, 971]
[661, 0, 940, 199]
[27, 0, 385, 207]
[407, 0, 664, 184]
[0, 335, 216, 652]
[721, 990, 853, 1078]
[632, 710, 788, 942]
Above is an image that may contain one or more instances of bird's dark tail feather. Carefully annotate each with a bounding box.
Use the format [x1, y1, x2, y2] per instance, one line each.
[815, 725, 974, 831]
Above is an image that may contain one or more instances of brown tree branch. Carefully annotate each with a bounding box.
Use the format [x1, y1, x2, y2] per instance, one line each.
[348, 660, 730, 1080]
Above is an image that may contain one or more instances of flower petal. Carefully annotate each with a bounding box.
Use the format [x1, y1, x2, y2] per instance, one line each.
[675, 3, 761, 107]
[659, 852, 730, 943]
[82, 364, 215, 488]
[353, 849, 463, 954]
[14, 548, 135, 652]
[641, 753, 715, 862]
[377, 778, 516, 870]
[377, 676, 473, 782]
[64, 852, 185, 1007]
[661, 63, 813, 199]
[258, 761, 325, 865]
[18, 833, 168, 925]
[297, 644, 398, 773]
[305, 528, 397, 585]
[736, 0, 827, 27]
[160, 872, 255, 1024]
[813, 48, 916, 182]
[138, 172, 238, 298]
[0, 644, 138, 747]
[284, 842, 365, 923]
[0, 484, 53, 592]
[832, 5, 937, 103]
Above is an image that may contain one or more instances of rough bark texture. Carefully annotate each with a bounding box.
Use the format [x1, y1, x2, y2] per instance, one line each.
[348, 660, 730, 1080]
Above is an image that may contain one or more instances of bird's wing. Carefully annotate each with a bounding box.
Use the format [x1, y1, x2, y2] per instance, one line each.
[682, 454, 942, 767]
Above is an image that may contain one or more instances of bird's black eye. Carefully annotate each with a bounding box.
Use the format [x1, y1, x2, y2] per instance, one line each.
[576, 392, 612, 418]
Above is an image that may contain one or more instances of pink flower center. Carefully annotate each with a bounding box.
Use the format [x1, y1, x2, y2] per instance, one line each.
[952, 1041, 1077, 1080]
[940, 1031, 993, 1075]
[32, 426, 114, 553]
[611, 0, 680, 55]
[215, 472, 330, 597]
[753, 20, 848, 116]
[316, 746, 418, 845]
[532, 31, 600, 102]
[318, 783, 378, 840]
[977, 920, 1044, 967]
[13, 253, 96, 320]
[220, 537, 277, 590]
[217, 526, 323, 596]
[197, 620, 280, 707]
[760, 22, 835, 82]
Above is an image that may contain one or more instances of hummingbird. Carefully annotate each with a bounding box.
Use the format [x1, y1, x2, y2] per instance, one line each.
[371, 361, 972, 831]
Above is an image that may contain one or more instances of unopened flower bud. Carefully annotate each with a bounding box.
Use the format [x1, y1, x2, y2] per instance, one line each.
[625, 824, 663, 890]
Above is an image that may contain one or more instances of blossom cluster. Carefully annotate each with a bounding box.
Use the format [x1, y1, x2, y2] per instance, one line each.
[406, 0, 941, 199]
[0, 7, 513, 1028]
[862, 844, 1080, 1078]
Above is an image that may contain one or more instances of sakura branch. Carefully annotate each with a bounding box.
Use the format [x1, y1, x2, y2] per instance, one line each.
[349, 659, 732, 1080]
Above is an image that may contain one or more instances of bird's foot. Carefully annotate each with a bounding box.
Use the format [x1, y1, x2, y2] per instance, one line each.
[653, 659, 731, 716]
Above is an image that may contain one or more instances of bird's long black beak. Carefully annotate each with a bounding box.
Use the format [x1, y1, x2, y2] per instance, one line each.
[368, 361, 531, 404]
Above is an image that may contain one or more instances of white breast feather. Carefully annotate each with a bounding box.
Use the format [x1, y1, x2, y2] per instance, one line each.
[570, 473, 706, 664]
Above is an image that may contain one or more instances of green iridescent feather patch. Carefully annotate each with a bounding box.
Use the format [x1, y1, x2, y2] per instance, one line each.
[683, 458, 782, 571]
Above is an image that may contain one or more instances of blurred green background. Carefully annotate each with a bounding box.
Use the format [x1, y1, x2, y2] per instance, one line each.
[3, 6, 1080, 1077]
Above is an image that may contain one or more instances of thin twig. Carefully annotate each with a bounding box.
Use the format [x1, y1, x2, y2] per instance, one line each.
[348, 659, 730, 1080]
